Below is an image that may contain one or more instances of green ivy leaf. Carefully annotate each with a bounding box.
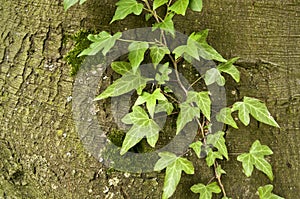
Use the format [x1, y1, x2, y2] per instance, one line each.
[111, 61, 131, 75]
[153, 0, 168, 10]
[190, 182, 221, 199]
[110, 0, 144, 23]
[64, 0, 87, 11]
[120, 106, 161, 155]
[155, 152, 194, 199]
[231, 102, 250, 126]
[128, 41, 149, 73]
[173, 36, 200, 60]
[216, 165, 226, 177]
[206, 131, 228, 159]
[232, 97, 279, 127]
[189, 0, 203, 12]
[153, 14, 175, 36]
[257, 184, 284, 199]
[168, 0, 189, 16]
[78, 31, 122, 56]
[176, 102, 200, 134]
[217, 57, 240, 82]
[189, 141, 203, 158]
[150, 46, 170, 68]
[186, 91, 211, 120]
[189, 30, 209, 44]
[206, 150, 223, 167]
[94, 70, 152, 100]
[204, 68, 225, 86]
[155, 63, 172, 84]
[237, 140, 274, 180]
[145, 13, 153, 21]
[216, 107, 238, 129]
[155, 100, 174, 115]
[134, 88, 167, 118]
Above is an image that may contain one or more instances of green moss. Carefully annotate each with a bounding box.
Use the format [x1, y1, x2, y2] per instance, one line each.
[107, 129, 126, 147]
[64, 30, 95, 76]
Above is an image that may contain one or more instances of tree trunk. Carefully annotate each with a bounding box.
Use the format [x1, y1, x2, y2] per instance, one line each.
[0, 0, 298, 198]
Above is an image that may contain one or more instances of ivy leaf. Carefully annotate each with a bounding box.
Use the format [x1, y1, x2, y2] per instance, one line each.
[134, 88, 167, 118]
[155, 152, 194, 199]
[111, 61, 131, 75]
[153, 14, 175, 36]
[186, 91, 211, 120]
[216, 107, 238, 129]
[257, 185, 284, 199]
[64, 0, 87, 11]
[153, 0, 168, 10]
[94, 70, 152, 100]
[173, 37, 200, 60]
[155, 100, 174, 115]
[168, 0, 189, 16]
[145, 13, 153, 21]
[231, 102, 250, 126]
[155, 63, 172, 84]
[110, 0, 144, 23]
[128, 41, 149, 73]
[216, 165, 226, 177]
[204, 68, 225, 86]
[78, 31, 122, 56]
[189, 0, 202, 12]
[176, 102, 200, 134]
[190, 182, 221, 199]
[189, 141, 203, 158]
[217, 57, 240, 82]
[206, 150, 223, 167]
[206, 131, 228, 159]
[232, 97, 280, 128]
[237, 140, 274, 180]
[120, 106, 161, 155]
[150, 46, 170, 68]
[188, 32, 226, 62]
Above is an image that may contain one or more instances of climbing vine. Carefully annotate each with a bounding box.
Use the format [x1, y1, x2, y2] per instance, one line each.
[64, 0, 284, 198]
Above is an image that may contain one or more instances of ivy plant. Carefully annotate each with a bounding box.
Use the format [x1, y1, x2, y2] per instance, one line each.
[64, 0, 284, 198]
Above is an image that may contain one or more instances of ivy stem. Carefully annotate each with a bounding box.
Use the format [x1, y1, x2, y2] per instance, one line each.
[213, 161, 227, 198]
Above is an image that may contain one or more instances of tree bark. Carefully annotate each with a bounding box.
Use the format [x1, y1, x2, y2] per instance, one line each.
[0, 0, 299, 198]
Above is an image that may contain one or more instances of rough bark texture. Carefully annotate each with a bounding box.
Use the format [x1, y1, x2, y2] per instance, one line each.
[0, 0, 299, 198]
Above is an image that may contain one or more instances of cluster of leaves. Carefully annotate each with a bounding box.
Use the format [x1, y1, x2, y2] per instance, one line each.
[64, 0, 284, 199]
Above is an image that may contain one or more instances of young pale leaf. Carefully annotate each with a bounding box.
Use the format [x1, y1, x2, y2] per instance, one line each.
[176, 102, 200, 134]
[111, 61, 131, 75]
[206, 150, 223, 167]
[128, 41, 149, 73]
[79, 31, 122, 56]
[206, 131, 228, 159]
[189, 141, 203, 158]
[155, 63, 172, 84]
[216, 165, 226, 177]
[197, 42, 227, 62]
[134, 88, 167, 118]
[153, 0, 168, 10]
[173, 36, 201, 60]
[257, 185, 284, 199]
[216, 107, 238, 129]
[190, 182, 221, 199]
[153, 14, 175, 36]
[157, 153, 194, 199]
[244, 97, 279, 127]
[150, 46, 170, 68]
[188, 0, 203, 12]
[145, 13, 153, 21]
[94, 71, 152, 100]
[120, 107, 161, 155]
[217, 57, 240, 82]
[237, 140, 274, 180]
[64, 0, 87, 10]
[110, 0, 144, 23]
[168, 0, 189, 16]
[186, 91, 211, 120]
[155, 100, 174, 115]
[154, 151, 178, 171]
[204, 68, 225, 86]
[232, 102, 250, 126]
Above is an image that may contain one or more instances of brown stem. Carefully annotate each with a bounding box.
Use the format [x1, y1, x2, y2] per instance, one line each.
[213, 161, 227, 198]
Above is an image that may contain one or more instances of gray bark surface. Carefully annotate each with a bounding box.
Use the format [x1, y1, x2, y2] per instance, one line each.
[0, 0, 299, 198]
